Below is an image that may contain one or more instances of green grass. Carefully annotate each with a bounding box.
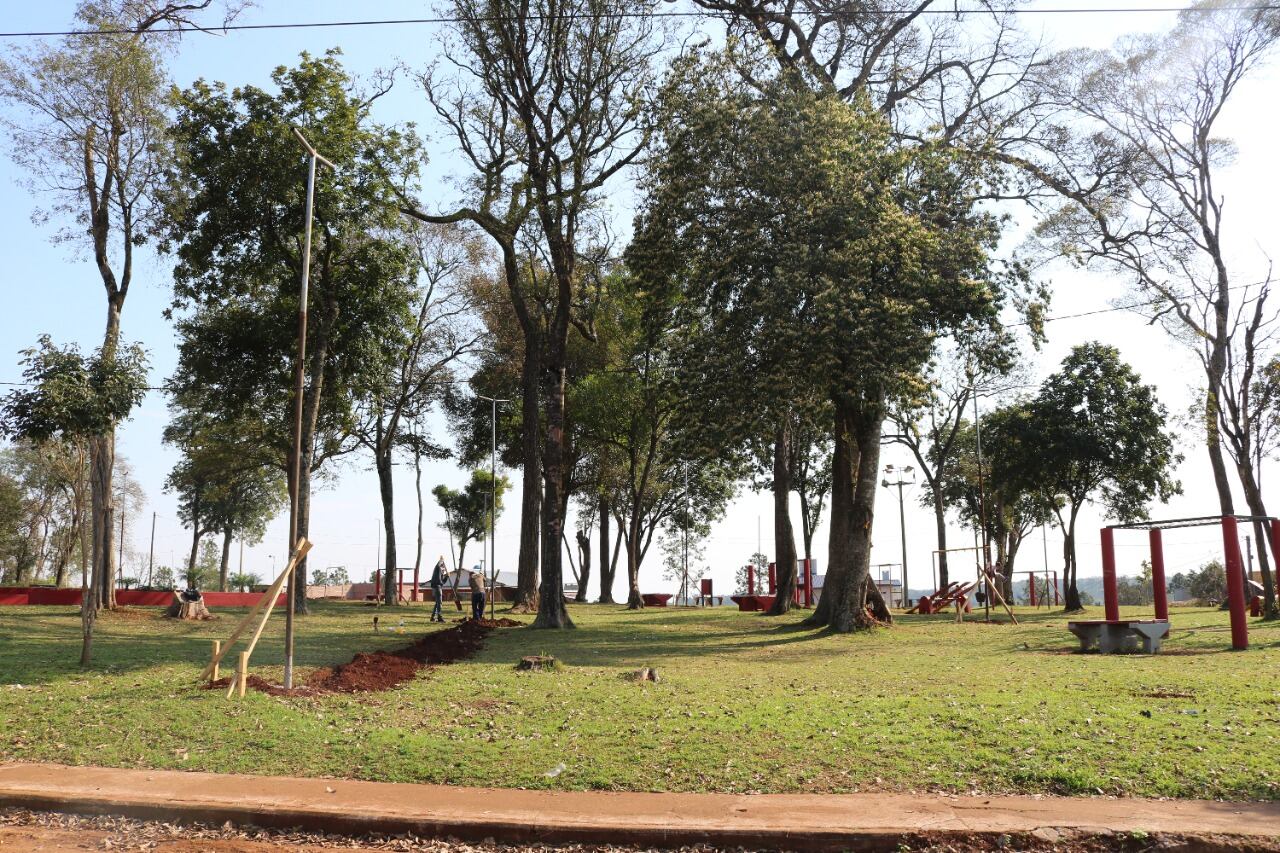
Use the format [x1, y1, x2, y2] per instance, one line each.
[0, 600, 1277, 799]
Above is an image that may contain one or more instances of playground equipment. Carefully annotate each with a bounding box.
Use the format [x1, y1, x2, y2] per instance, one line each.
[731, 560, 815, 611]
[914, 546, 1018, 622]
[1075, 514, 1272, 653]
[1011, 569, 1060, 607]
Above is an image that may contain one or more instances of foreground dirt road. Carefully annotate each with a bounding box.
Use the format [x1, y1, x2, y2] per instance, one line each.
[3, 809, 1280, 853]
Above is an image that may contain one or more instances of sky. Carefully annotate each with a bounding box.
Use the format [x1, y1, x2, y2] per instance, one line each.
[1, 1, 1278, 601]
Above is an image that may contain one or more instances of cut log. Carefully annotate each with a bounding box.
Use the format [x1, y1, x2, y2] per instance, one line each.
[166, 593, 214, 621]
[516, 654, 559, 672]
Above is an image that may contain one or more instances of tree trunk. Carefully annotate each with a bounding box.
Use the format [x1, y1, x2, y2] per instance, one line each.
[185, 503, 202, 587]
[218, 526, 232, 592]
[625, 511, 644, 609]
[807, 403, 856, 627]
[513, 339, 542, 612]
[78, 490, 94, 666]
[768, 419, 799, 615]
[933, 489, 949, 592]
[377, 444, 399, 606]
[824, 404, 887, 632]
[597, 494, 615, 603]
[1061, 506, 1083, 612]
[575, 529, 591, 602]
[532, 360, 574, 629]
[1238, 469, 1278, 619]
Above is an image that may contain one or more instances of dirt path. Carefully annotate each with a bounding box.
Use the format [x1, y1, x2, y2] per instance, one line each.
[3, 808, 1277, 853]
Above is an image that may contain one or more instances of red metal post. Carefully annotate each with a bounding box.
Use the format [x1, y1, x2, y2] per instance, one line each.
[802, 559, 813, 608]
[1149, 528, 1169, 621]
[768, 562, 777, 595]
[746, 565, 755, 596]
[1221, 516, 1249, 650]
[1101, 527, 1119, 621]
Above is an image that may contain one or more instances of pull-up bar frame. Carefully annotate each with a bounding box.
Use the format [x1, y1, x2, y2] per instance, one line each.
[1100, 514, 1272, 651]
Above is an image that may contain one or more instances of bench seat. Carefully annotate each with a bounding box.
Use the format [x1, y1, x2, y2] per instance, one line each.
[1067, 619, 1170, 654]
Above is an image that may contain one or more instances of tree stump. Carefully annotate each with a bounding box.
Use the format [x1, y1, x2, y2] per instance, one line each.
[516, 655, 558, 672]
[624, 666, 660, 683]
[166, 592, 214, 620]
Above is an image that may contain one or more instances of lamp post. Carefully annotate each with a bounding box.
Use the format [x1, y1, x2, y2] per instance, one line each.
[284, 126, 334, 690]
[881, 464, 916, 607]
[476, 394, 509, 619]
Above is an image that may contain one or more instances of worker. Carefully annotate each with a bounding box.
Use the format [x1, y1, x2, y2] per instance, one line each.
[429, 555, 447, 623]
[469, 567, 486, 621]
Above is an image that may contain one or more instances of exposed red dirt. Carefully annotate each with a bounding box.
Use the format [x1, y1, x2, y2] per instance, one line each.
[205, 618, 523, 696]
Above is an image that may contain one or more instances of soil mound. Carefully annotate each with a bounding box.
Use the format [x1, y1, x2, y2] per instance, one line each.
[204, 617, 523, 697]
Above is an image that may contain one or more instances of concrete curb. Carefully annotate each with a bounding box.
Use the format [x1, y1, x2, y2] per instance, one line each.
[1, 764, 1278, 851]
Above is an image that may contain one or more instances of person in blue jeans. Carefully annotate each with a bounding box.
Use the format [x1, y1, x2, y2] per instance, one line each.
[429, 556, 447, 623]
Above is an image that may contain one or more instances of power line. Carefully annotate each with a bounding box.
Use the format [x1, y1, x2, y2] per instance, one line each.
[1011, 277, 1271, 328]
[2, 5, 1277, 38]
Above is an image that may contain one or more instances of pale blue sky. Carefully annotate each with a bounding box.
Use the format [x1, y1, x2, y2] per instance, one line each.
[2, 1, 1278, 599]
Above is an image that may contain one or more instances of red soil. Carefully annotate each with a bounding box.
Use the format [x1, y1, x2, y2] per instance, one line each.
[205, 618, 522, 696]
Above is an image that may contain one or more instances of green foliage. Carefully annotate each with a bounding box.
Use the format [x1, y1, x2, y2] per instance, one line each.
[1188, 560, 1227, 605]
[187, 539, 221, 590]
[162, 50, 423, 483]
[228, 571, 262, 593]
[0, 337, 148, 443]
[998, 343, 1181, 522]
[432, 470, 510, 570]
[631, 59, 1015, 446]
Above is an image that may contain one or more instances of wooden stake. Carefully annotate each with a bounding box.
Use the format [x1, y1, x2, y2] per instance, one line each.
[236, 651, 248, 698]
[211, 640, 221, 682]
[202, 538, 311, 681]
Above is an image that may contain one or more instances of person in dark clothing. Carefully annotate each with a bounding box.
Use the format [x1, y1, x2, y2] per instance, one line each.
[469, 569, 486, 621]
[429, 556, 447, 623]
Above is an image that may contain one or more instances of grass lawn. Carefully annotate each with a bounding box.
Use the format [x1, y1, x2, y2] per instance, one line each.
[0, 600, 1277, 800]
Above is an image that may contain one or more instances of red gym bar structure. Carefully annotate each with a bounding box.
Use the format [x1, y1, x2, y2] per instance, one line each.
[1101, 514, 1270, 651]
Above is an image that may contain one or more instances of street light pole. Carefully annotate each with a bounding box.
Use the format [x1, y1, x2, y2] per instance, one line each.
[477, 394, 510, 619]
[284, 126, 334, 690]
[881, 465, 916, 607]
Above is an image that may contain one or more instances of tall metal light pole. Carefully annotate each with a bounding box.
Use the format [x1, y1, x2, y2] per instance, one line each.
[147, 511, 156, 588]
[477, 394, 509, 619]
[881, 464, 915, 607]
[284, 127, 334, 690]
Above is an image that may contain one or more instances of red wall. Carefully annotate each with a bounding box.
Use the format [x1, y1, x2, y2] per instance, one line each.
[0, 589, 30, 606]
[0, 588, 283, 607]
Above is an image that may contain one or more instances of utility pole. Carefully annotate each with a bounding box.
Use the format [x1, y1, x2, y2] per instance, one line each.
[477, 394, 509, 619]
[284, 126, 334, 690]
[972, 389, 991, 621]
[881, 465, 915, 608]
[118, 508, 125, 586]
[147, 511, 156, 588]
[683, 466, 690, 605]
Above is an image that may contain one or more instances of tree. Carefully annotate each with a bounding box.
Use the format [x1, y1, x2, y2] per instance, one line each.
[0, 337, 146, 664]
[631, 62, 1014, 631]
[416, 0, 661, 630]
[996, 344, 1181, 611]
[433, 470, 510, 576]
[889, 330, 1023, 591]
[1011, 2, 1280, 614]
[0, 0, 232, 613]
[1189, 559, 1228, 605]
[163, 51, 423, 614]
[355, 223, 482, 605]
[229, 571, 261, 592]
[936, 403, 1058, 602]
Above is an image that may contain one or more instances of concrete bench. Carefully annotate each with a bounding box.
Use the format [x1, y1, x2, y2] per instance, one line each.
[1067, 619, 1170, 654]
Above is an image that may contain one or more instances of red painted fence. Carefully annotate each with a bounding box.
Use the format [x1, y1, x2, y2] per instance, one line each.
[0, 587, 284, 607]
